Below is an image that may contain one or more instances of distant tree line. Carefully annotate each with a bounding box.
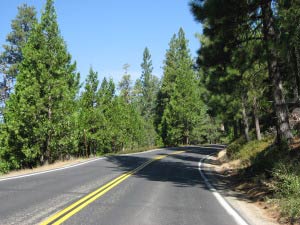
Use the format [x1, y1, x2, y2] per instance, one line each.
[0, 0, 214, 173]
[190, 0, 300, 144]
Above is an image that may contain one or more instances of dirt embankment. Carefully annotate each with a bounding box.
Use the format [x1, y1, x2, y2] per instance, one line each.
[208, 149, 290, 225]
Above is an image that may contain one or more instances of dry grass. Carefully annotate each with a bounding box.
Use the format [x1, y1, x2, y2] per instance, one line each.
[214, 143, 300, 225]
[211, 149, 283, 224]
[0, 157, 94, 179]
[0, 146, 160, 179]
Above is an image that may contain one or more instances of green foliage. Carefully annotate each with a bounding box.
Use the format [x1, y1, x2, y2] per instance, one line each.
[138, 47, 160, 118]
[157, 28, 212, 146]
[226, 136, 248, 159]
[118, 74, 132, 103]
[272, 162, 300, 221]
[132, 47, 161, 146]
[190, 0, 300, 222]
[107, 96, 146, 151]
[0, 1, 220, 174]
[226, 135, 300, 221]
[0, 0, 79, 169]
[78, 68, 102, 156]
[227, 135, 274, 164]
[0, 4, 37, 79]
[0, 4, 37, 117]
[190, 0, 296, 143]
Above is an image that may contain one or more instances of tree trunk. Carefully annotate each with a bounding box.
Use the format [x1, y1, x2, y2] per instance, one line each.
[261, 0, 293, 143]
[239, 119, 243, 137]
[253, 96, 262, 141]
[289, 48, 300, 102]
[241, 99, 250, 142]
[184, 129, 189, 145]
[233, 121, 239, 139]
[185, 135, 189, 145]
[295, 46, 300, 101]
[293, 82, 299, 103]
[83, 129, 88, 158]
[295, 24, 300, 98]
[45, 94, 52, 165]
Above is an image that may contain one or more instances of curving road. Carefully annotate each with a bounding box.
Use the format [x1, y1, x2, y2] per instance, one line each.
[0, 146, 248, 225]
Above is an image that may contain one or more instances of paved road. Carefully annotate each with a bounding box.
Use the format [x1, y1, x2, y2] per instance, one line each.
[0, 146, 246, 225]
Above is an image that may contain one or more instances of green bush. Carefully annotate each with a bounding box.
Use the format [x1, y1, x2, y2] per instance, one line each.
[272, 162, 300, 221]
[226, 134, 300, 222]
[226, 134, 273, 162]
[0, 160, 11, 174]
[226, 136, 247, 159]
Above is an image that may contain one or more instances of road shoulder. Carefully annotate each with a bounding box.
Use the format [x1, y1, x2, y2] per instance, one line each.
[0, 148, 162, 181]
[201, 150, 279, 225]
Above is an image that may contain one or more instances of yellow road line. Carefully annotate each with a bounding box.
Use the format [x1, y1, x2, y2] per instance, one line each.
[40, 150, 185, 225]
[40, 173, 127, 225]
[154, 155, 167, 160]
[40, 160, 153, 225]
[169, 150, 186, 155]
[52, 160, 155, 225]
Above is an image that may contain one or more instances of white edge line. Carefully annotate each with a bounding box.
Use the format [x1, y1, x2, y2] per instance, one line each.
[0, 148, 162, 182]
[198, 153, 249, 225]
[0, 157, 106, 182]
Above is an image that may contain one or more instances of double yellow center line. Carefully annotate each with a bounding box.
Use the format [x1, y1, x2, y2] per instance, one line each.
[40, 150, 185, 225]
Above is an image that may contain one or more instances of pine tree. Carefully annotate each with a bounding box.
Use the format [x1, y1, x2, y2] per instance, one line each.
[119, 71, 132, 104]
[0, 0, 79, 170]
[157, 28, 209, 145]
[0, 4, 37, 79]
[81, 68, 99, 109]
[155, 34, 178, 134]
[132, 47, 160, 146]
[79, 68, 102, 157]
[190, 0, 293, 143]
[0, 4, 37, 114]
[96, 77, 116, 153]
[98, 77, 115, 107]
[139, 47, 159, 118]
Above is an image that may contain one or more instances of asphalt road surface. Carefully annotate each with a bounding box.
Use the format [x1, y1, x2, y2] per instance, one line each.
[0, 146, 248, 225]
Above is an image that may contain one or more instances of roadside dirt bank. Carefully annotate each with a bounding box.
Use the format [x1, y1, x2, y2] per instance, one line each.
[204, 149, 285, 225]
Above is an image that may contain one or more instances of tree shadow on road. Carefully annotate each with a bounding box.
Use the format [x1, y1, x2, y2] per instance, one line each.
[104, 146, 257, 204]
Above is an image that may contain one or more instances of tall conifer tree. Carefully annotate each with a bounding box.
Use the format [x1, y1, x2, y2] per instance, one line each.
[0, 4, 37, 114]
[157, 28, 209, 145]
[0, 0, 79, 169]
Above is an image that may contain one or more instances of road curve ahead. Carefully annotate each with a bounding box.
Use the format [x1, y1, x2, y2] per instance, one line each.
[0, 146, 246, 225]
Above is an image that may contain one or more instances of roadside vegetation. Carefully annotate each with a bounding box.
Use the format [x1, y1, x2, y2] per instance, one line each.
[190, 0, 300, 223]
[226, 136, 300, 223]
[1, 0, 299, 223]
[0, 0, 215, 174]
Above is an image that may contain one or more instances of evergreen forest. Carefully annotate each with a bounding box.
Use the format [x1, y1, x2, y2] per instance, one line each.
[190, 0, 300, 221]
[1, 0, 300, 221]
[0, 3, 300, 216]
[0, 0, 211, 172]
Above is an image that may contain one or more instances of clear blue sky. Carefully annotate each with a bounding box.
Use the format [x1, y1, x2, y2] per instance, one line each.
[1, 0, 202, 83]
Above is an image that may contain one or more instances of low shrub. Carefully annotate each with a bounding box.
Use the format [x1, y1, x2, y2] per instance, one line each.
[226, 135, 247, 159]
[272, 162, 300, 222]
[227, 135, 274, 163]
[228, 135, 300, 223]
